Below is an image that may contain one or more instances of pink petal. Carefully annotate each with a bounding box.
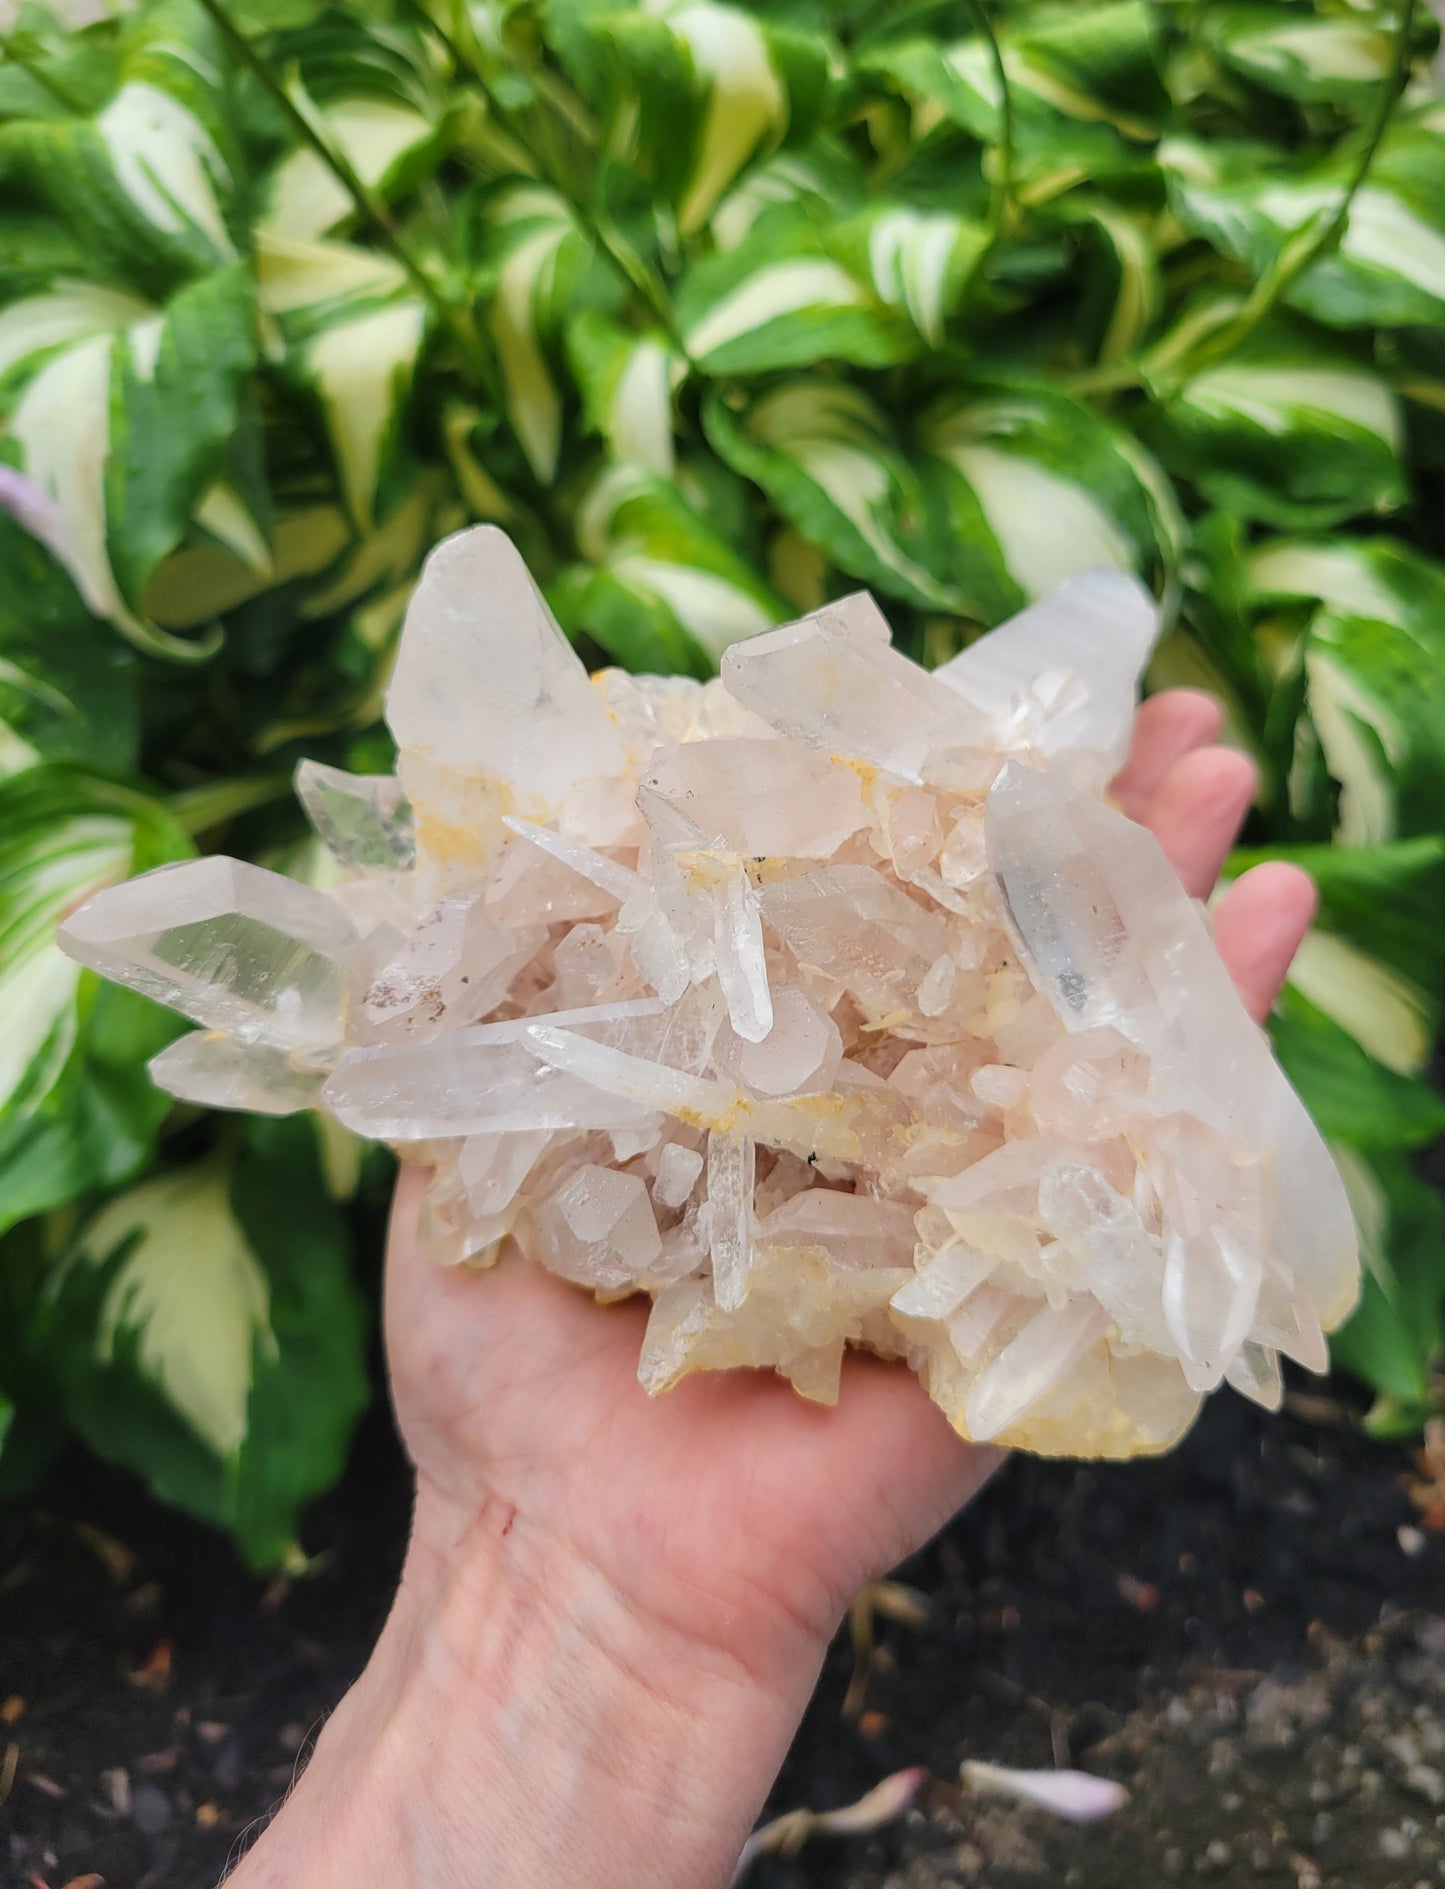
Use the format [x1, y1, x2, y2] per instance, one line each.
[961, 1758, 1129, 1822]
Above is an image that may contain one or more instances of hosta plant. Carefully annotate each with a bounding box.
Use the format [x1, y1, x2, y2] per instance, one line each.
[1, 0, 1443, 1565]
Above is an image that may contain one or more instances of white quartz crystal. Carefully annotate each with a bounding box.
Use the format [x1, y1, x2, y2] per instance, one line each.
[58, 527, 1361, 1460]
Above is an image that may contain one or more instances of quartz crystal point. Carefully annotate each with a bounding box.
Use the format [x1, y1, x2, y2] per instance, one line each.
[57, 526, 1361, 1461]
[387, 526, 626, 870]
[933, 570, 1157, 780]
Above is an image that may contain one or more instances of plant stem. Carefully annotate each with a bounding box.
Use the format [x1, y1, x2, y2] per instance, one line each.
[967, 0, 1015, 238]
[407, 0, 684, 348]
[0, 28, 89, 114]
[194, 0, 499, 401]
[1158, 0, 1417, 386]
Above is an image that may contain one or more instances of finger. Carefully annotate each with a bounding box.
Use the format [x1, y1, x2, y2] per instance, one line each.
[1213, 862, 1316, 1023]
[1111, 689, 1223, 822]
[1144, 746, 1258, 898]
[827, 1354, 1008, 1580]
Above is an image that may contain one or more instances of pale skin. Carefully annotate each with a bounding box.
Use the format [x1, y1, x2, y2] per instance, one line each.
[230, 691, 1316, 1889]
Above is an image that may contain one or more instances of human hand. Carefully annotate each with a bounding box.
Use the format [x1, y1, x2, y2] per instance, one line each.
[232, 690, 1313, 1889]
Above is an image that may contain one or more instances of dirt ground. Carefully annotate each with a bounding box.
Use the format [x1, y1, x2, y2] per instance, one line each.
[3, 1384, 1444, 1889]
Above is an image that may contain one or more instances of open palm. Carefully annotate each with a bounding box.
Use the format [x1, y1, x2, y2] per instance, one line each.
[384, 690, 1314, 1681]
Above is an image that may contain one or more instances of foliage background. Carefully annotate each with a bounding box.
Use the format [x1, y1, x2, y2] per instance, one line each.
[0, 0, 1443, 1566]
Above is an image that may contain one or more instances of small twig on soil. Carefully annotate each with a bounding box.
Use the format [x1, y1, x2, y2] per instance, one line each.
[842, 1579, 931, 1719]
[730, 1766, 928, 1885]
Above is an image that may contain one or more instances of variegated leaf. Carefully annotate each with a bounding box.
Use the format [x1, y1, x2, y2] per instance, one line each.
[677, 210, 911, 373]
[920, 387, 1162, 615]
[476, 184, 589, 482]
[0, 264, 256, 655]
[560, 462, 783, 670]
[43, 1122, 367, 1568]
[1201, 7, 1428, 110]
[0, 767, 192, 1234]
[705, 378, 962, 612]
[1162, 124, 1445, 330]
[567, 312, 682, 476]
[1156, 325, 1406, 528]
[550, 0, 828, 235]
[1245, 537, 1445, 844]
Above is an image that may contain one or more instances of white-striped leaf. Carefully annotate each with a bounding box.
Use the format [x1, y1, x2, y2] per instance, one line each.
[44, 1123, 367, 1569]
[1245, 538, 1445, 843]
[0, 12, 237, 290]
[1158, 326, 1406, 528]
[920, 387, 1162, 616]
[305, 298, 427, 531]
[1301, 613, 1445, 845]
[0, 265, 256, 655]
[677, 212, 912, 373]
[0, 768, 192, 1234]
[1247, 535, 1445, 633]
[1063, 197, 1162, 362]
[264, 96, 441, 242]
[849, 204, 990, 350]
[476, 184, 589, 482]
[254, 227, 426, 532]
[704, 378, 963, 612]
[861, 1, 1164, 194]
[1201, 7, 1416, 110]
[710, 149, 856, 252]
[550, 1, 827, 235]
[559, 462, 783, 671]
[1162, 124, 1445, 330]
[566, 313, 683, 476]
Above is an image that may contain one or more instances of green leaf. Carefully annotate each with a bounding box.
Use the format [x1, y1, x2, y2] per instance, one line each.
[919, 384, 1164, 616]
[0, 264, 258, 653]
[1269, 984, 1445, 1149]
[677, 209, 912, 374]
[1155, 322, 1407, 529]
[566, 312, 681, 475]
[40, 1121, 368, 1568]
[1329, 1148, 1445, 1417]
[474, 183, 590, 483]
[1200, 7, 1417, 111]
[0, 767, 193, 1229]
[561, 462, 784, 669]
[705, 377, 962, 612]
[1161, 124, 1445, 331]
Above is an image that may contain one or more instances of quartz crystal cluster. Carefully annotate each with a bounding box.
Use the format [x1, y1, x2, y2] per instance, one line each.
[60, 527, 1359, 1458]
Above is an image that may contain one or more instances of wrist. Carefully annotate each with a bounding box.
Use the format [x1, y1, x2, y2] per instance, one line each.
[229, 1487, 825, 1889]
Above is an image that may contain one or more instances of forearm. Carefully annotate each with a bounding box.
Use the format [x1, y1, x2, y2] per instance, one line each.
[228, 1496, 823, 1889]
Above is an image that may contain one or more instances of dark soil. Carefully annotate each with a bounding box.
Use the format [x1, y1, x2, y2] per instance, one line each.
[4, 1385, 1444, 1889]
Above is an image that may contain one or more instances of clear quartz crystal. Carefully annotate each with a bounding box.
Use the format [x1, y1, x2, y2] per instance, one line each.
[62, 856, 356, 1049]
[933, 570, 1157, 780]
[388, 527, 626, 868]
[295, 761, 415, 871]
[59, 525, 1361, 1463]
[707, 1131, 756, 1311]
[533, 1166, 664, 1291]
[148, 1031, 325, 1115]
